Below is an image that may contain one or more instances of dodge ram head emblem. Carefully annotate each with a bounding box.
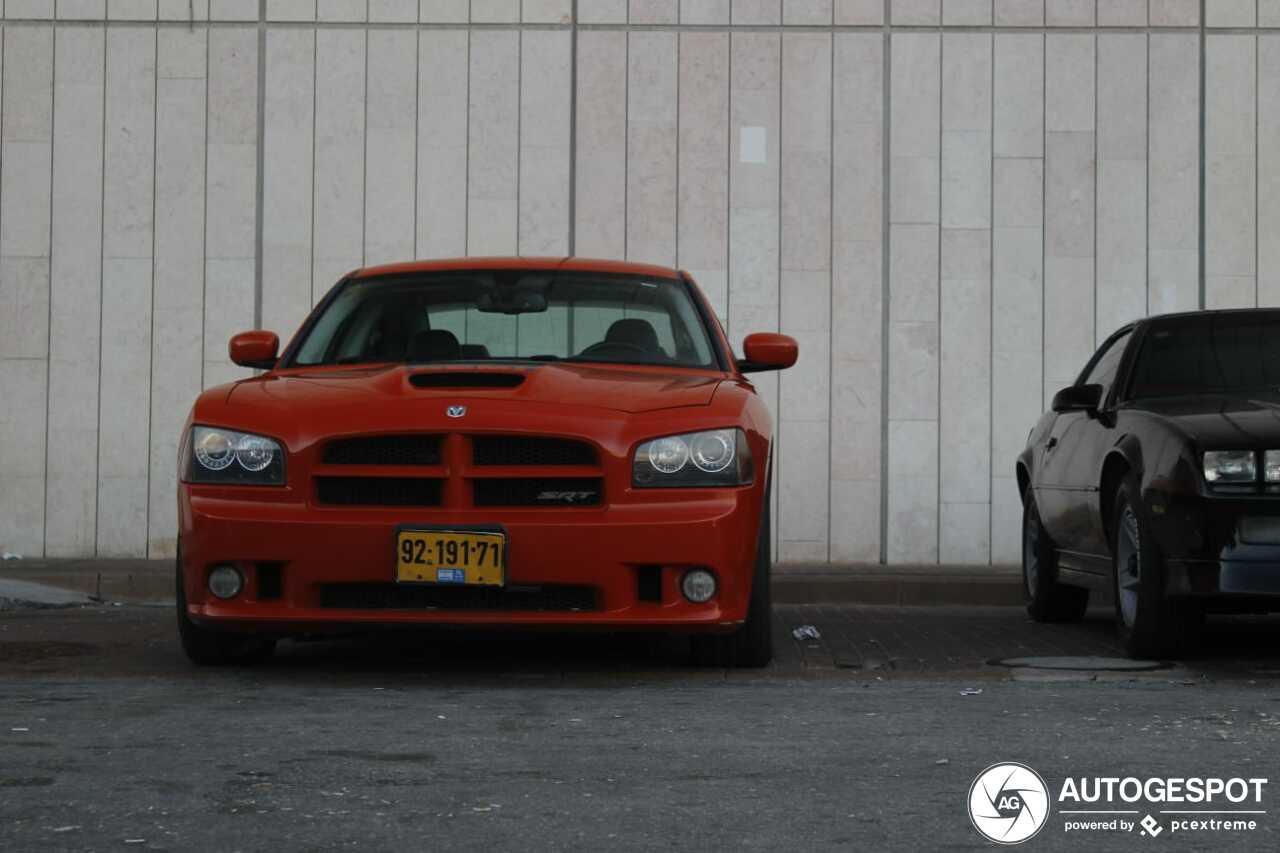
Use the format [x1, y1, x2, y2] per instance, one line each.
[446, 405, 466, 418]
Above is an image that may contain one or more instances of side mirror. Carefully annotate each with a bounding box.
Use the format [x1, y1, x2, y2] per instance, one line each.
[737, 333, 799, 373]
[229, 330, 280, 370]
[1051, 383, 1103, 414]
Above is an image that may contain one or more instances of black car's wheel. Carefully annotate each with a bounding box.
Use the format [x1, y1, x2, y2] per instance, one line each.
[176, 542, 276, 666]
[1110, 475, 1201, 658]
[1022, 489, 1088, 621]
[691, 495, 773, 669]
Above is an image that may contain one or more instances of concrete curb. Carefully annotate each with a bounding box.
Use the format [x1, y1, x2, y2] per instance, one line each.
[1, 559, 1024, 607]
[0, 578, 96, 610]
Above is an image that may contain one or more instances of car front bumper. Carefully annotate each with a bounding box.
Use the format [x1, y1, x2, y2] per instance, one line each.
[179, 488, 762, 634]
[1154, 495, 1280, 598]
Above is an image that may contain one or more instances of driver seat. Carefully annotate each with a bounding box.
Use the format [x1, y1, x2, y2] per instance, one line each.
[604, 318, 661, 353]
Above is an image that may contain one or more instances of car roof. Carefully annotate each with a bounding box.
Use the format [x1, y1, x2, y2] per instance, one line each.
[350, 256, 683, 281]
[1139, 306, 1280, 324]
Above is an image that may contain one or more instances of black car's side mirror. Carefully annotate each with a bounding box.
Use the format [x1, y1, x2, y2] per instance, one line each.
[1052, 383, 1104, 414]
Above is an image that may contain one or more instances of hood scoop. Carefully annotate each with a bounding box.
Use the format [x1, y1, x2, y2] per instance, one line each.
[409, 371, 526, 389]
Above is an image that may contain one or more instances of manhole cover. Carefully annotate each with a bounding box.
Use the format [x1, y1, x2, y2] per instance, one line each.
[994, 656, 1164, 672]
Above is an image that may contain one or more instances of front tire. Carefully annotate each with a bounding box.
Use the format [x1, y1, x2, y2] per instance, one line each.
[1022, 489, 1089, 622]
[691, 495, 773, 668]
[1110, 475, 1201, 658]
[176, 543, 276, 666]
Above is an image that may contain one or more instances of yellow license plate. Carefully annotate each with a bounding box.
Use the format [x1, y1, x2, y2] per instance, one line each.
[396, 529, 505, 586]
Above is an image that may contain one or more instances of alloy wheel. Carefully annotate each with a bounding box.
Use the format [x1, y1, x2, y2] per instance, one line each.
[1116, 505, 1141, 628]
[1023, 507, 1041, 598]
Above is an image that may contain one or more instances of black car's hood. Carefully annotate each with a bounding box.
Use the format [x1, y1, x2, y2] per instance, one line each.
[1130, 393, 1280, 448]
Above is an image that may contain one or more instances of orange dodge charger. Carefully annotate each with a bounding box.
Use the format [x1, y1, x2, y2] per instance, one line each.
[176, 257, 797, 667]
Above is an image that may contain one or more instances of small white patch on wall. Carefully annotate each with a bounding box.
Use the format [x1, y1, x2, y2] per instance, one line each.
[739, 126, 768, 164]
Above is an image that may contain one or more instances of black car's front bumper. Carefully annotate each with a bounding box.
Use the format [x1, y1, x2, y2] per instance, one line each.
[1166, 553, 1280, 597]
[1155, 495, 1280, 598]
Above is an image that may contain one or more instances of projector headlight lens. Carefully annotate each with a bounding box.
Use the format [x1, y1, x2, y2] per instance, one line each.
[633, 429, 752, 488]
[185, 426, 286, 485]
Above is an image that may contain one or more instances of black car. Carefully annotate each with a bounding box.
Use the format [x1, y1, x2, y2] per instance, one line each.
[1018, 308, 1280, 657]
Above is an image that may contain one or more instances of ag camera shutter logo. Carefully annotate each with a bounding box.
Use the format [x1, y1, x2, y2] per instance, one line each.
[968, 763, 1051, 844]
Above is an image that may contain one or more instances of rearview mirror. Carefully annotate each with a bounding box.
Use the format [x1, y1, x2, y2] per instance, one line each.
[475, 289, 548, 314]
[229, 330, 280, 370]
[737, 333, 799, 373]
[1051, 383, 1103, 414]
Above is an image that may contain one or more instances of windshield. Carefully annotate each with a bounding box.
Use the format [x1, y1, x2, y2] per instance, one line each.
[289, 271, 719, 369]
[1127, 312, 1280, 399]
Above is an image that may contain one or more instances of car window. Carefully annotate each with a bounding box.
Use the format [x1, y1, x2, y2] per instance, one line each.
[1128, 312, 1280, 398]
[290, 271, 718, 369]
[1081, 330, 1131, 400]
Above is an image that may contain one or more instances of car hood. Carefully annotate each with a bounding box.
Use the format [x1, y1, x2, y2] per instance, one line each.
[224, 363, 724, 415]
[1130, 393, 1280, 448]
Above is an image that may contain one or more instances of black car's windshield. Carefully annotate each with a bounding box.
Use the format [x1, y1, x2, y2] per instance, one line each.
[1127, 311, 1280, 399]
[289, 271, 719, 369]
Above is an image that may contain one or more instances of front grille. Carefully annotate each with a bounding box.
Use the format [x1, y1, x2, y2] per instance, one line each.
[323, 435, 442, 466]
[472, 436, 597, 466]
[316, 476, 443, 507]
[318, 583, 599, 612]
[473, 477, 603, 507]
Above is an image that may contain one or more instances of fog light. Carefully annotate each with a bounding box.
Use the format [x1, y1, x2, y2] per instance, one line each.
[681, 568, 717, 603]
[208, 565, 243, 600]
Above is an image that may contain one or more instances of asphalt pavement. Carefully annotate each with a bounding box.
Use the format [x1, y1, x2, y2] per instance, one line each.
[2, 603, 1279, 852]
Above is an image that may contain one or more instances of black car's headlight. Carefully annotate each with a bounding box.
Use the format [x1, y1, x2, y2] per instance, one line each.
[1202, 450, 1257, 485]
[183, 426, 286, 485]
[632, 429, 752, 487]
[1266, 451, 1280, 484]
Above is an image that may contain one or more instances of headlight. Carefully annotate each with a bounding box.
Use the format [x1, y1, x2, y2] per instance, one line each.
[184, 426, 286, 485]
[1266, 451, 1280, 484]
[633, 429, 752, 487]
[1203, 450, 1256, 484]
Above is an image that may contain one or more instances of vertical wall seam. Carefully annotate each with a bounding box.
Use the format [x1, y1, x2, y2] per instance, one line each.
[879, 0, 891, 565]
[1092, 31, 1097, 347]
[465, 29, 470, 253]
[674, 30, 680, 269]
[623, 29, 629, 259]
[200, 24, 208, 390]
[412, 28, 420, 259]
[362, 27, 369, 263]
[1040, 31, 1046, 411]
[776, 30, 783, 560]
[826, 31, 833, 563]
[1198, 0, 1206, 309]
[42, 23, 56, 558]
[725, 30, 732, 332]
[516, 28, 522, 252]
[254, 0, 266, 327]
[1255, 29, 1260, 307]
[144, 24, 157, 557]
[568, 0, 577, 255]
[1145, 31, 1150, 315]
[935, 27, 942, 564]
[95, 25, 107, 556]
[309, 25, 317, 296]
[989, 32, 998, 561]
